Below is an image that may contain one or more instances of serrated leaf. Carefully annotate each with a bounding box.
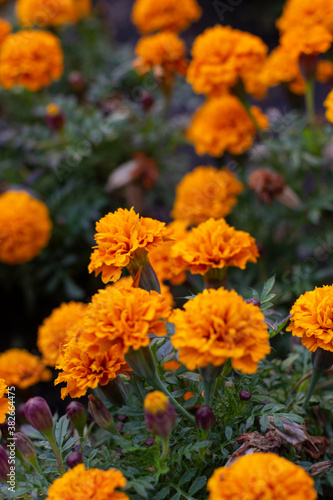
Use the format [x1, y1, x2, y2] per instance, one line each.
[157, 339, 174, 361]
[170, 492, 181, 500]
[260, 414, 270, 433]
[178, 469, 198, 486]
[261, 276, 275, 301]
[132, 483, 148, 498]
[165, 322, 175, 336]
[188, 476, 207, 495]
[273, 415, 285, 431]
[225, 426, 233, 440]
[55, 415, 70, 448]
[183, 396, 198, 408]
[155, 486, 171, 500]
[245, 415, 255, 430]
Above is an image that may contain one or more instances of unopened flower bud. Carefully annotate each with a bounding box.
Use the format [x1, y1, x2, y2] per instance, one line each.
[308, 460, 333, 477]
[88, 395, 118, 434]
[245, 298, 261, 307]
[17, 403, 28, 424]
[24, 397, 53, 436]
[15, 432, 37, 463]
[140, 91, 154, 111]
[144, 391, 176, 438]
[66, 451, 83, 469]
[0, 445, 10, 482]
[66, 402, 87, 436]
[45, 103, 64, 131]
[145, 437, 155, 447]
[224, 380, 235, 390]
[239, 390, 252, 402]
[195, 405, 215, 431]
[0, 419, 18, 440]
[68, 71, 86, 94]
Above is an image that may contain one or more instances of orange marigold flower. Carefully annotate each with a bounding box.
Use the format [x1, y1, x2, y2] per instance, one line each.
[88, 207, 169, 284]
[276, 0, 333, 34]
[0, 30, 63, 91]
[17, 0, 90, 27]
[0, 18, 11, 46]
[0, 191, 52, 265]
[259, 45, 301, 91]
[134, 32, 187, 80]
[324, 89, 333, 123]
[55, 336, 130, 399]
[144, 390, 168, 413]
[0, 379, 9, 424]
[171, 288, 270, 373]
[77, 286, 171, 357]
[207, 452, 316, 500]
[187, 95, 268, 157]
[0, 349, 51, 389]
[163, 360, 181, 371]
[172, 166, 243, 226]
[171, 218, 259, 276]
[37, 301, 87, 367]
[46, 464, 129, 500]
[287, 285, 333, 352]
[187, 26, 268, 97]
[132, 0, 201, 34]
[317, 60, 333, 82]
[148, 220, 188, 285]
[108, 276, 174, 307]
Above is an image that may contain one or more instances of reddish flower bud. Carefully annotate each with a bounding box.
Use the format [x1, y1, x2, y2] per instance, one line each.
[88, 395, 118, 434]
[45, 103, 64, 131]
[66, 402, 87, 436]
[145, 437, 155, 446]
[15, 432, 39, 470]
[144, 391, 176, 438]
[245, 298, 261, 307]
[66, 451, 83, 469]
[239, 390, 252, 402]
[24, 397, 53, 436]
[0, 419, 18, 440]
[68, 71, 86, 94]
[140, 91, 154, 111]
[195, 405, 215, 431]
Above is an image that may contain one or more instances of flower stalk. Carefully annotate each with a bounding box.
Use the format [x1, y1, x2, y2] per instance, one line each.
[303, 348, 333, 408]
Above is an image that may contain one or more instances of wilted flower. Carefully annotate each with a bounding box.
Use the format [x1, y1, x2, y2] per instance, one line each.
[0, 191, 52, 265]
[46, 464, 129, 500]
[172, 166, 243, 225]
[248, 169, 285, 204]
[0, 349, 51, 389]
[131, 0, 201, 34]
[187, 95, 268, 157]
[171, 288, 270, 373]
[0, 31, 63, 91]
[207, 452, 317, 500]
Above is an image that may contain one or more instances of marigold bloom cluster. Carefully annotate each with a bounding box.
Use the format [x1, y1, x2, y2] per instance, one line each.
[55, 336, 130, 399]
[88, 207, 169, 283]
[171, 218, 259, 276]
[187, 26, 268, 97]
[134, 32, 187, 79]
[0, 18, 10, 46]
[287, 285, 333, 352]
[0, 191, 52, 265]
[186, 95, 268, 157]
[144, 391, 168, 414]
[46, 464, 129, 500]
[0, 379, 9, 424]
[132, 0, 201, 34]
[0, 349, 51, 389]
[0, 31, 63, 91]
[207, 452, 317, 500]
[77, 286, 171, 357]
[16, 0, 90, 27]
[148, 220, 188, 285]
[324, 90, 333, 123]
[37, 301, 87, 366]
[110, 276, 174, 307]
[172, 166, 243, 225]
[317, 60, 333, 83]
[276, 0, 333, 34]
[171, 288, 270, 373]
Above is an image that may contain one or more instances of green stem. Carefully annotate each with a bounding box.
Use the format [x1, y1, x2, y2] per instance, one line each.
[45, 432, 65, 475]
[161, 436, 170, 459]
[302, 368, 322, 408]
[303, 348, 333, 408]
[305, 78, 315, 126]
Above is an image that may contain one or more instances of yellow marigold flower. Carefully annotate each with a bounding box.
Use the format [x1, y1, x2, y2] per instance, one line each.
[171, 288, 270, 373]
[171, 218, 259, 276]
[77, 286, 171, 357]
[317, 60, 333, 82]
[287, 285, 333, 352]
[46, 464, 129, 500]
[37, 301, 87, 367]
[0, 191, 52, 265]
[88, 207, 169, 283]
[187, 95, 268, 157]
[132, 0, 201, 34]
[17, 0, 90, 27]
[133, 32, 187, 80]
[0, 349, 51, 389]
[0, 30, 63, 91]
[148, 220, 188, 285]
[187, 26, 268, 97]
[172, 166, 243, 226]
[0, 18, 11, 46]
[207, 452, 316, 500]
[55, 336, 129, 399]
[0, 379, 9, 424]
[277, 0, 333, 34]
[324, 89, 333, 123]
[144, 390, 168, 413]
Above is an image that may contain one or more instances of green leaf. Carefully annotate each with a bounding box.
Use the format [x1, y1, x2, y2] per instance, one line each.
[170, 492, 181, 500]
[155, 487, 171, 500]
[188, 476, 207, 495]
[225, 426, 233, 440]
[261, 276, 275, 301]
[178, 469, 198, 487]
[55, 415, 70, 448]
[273, 415, 284, 431]
[259, 414, 270, 433]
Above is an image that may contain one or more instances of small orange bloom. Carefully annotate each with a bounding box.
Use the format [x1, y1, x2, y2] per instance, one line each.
[16, 0, 90, 27]
[0, 18, 11, 46]
[0, 349, 51, 389]
[324, 89, 333, 123]
[0, 379, 9, 424]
